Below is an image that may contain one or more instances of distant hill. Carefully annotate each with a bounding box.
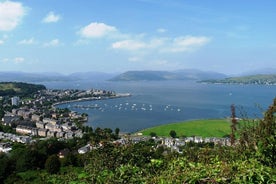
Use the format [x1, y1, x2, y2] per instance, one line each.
[240, 68, 276, 76]
[109, 70, 227, 81]
[0, 71, 117, 83]
[68, 72, 117, 81]
[0, 72, 72, 82]
[201, 74, 276, 85]
[0, 82, 46, 96]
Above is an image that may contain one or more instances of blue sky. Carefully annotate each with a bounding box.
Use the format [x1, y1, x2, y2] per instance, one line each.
[0, 0, 276, 74]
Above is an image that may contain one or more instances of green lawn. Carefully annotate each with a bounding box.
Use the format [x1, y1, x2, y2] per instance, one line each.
[139, 119, 232, 138]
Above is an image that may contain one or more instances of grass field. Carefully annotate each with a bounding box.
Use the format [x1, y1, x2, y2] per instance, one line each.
[139, 119, 232, 138]
[0, 83, 20, 92]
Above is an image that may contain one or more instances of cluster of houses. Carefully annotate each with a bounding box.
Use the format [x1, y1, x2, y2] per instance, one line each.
[0, 132, 31, 144]
[2, 108, 85, 139]
[0, 88, 119, 154]
[76, 135, 231, 155]
[158, 136, 231, 152]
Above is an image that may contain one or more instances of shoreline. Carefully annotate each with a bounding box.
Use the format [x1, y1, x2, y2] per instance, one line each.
[52, 93, 131, 107]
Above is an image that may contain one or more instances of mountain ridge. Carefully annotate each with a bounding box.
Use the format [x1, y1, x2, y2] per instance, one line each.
[109, 70, 227, 81]
[0, 71, 117, 83]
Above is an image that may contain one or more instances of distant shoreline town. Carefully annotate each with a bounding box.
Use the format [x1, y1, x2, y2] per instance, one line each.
[1, 86, 130, 145]
[52, 92, 131, 107]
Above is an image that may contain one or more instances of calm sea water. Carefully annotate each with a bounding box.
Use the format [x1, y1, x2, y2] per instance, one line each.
[43, 80, 276, 133]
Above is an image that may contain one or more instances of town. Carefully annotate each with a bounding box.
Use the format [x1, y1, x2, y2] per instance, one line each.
[0, 87, 116, 152]
[0, 85, 231, 155]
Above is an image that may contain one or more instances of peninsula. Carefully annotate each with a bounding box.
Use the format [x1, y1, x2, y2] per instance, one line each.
[200, 74, 276, 85]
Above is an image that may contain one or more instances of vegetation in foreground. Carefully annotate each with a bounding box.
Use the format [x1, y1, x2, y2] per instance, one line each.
[0, 93, 275, 183]
[140, 119, 231, 138]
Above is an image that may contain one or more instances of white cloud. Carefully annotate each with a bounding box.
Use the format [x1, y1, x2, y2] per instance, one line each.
[79, 22, 117, 38]
[165, 36, 211, 52]
[111, 35, 210, 53]
[1, 58, 9, 63]
[18, 38, 35, 45]
[0, 1, 26, 31]
[14, 57, 25, 63]
[42, 11, 61, 23]
[0, 40, 4, 45]
[43, 39, 60, 47]
[112, 38, 165, 51]
[1, 57, 26, 64]
[112, 40, 147, 50]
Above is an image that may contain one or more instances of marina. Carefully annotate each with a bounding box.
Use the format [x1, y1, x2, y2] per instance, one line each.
[70, 101, 184, 113]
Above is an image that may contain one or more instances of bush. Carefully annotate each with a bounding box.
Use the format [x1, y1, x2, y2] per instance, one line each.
[45, 155, 61, 174]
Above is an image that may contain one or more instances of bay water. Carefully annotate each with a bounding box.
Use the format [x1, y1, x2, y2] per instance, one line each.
[43, 80, 276, 133]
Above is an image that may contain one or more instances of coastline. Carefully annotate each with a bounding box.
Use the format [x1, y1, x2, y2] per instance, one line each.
[52, 93, 131, 108]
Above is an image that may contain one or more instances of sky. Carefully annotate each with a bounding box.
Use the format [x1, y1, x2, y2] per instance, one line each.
[0, 0, 276, 75]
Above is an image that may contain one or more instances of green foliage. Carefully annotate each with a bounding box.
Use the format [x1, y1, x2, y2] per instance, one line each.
[1, 98, 276, 184]
[60, 153, 79, 167]
[7, 145, 45, 173]
[0, 109, 4, 119]
[147, 156, 276, 183]
[150, 132, 157, 137]
[17, 170, 45, 183]
[0, 124, 15, 133]
[0, 82, 46, 96]
[140, 119, 231, 137]
[169, 130, 177, 138]
[0, 154, 12, 183]
[237, 98, 276, 168]
[45, 155, 61, 174]
[35, 138, 67, 156]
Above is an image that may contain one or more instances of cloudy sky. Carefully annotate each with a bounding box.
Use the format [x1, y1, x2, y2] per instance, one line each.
[0, 0, 276, 74]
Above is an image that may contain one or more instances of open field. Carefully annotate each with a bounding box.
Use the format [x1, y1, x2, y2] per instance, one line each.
[0, 83, 20, 91]
[139, 119, 232, 138]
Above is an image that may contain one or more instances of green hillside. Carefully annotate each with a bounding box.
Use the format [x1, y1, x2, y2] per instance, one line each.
[201, 74, 276, 85]
[0, 82, 46, 96]
[139, 119, 231, 138]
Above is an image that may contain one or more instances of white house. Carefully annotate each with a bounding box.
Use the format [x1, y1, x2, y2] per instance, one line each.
[78, 144, 91, 154]
[0, 143, 12, 153]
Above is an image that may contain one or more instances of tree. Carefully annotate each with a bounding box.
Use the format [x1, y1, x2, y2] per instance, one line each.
[230, 104, 238, 146]
[150, 132, 157, 137]
[256, 98, 276, 167]
[169, 130, 177, 138]
[237, 98, 276, 167]
[45, 155, 61, 174]
[0, 154, 13, 182]
[12, 148, 46, 172]
[112, 128, 120, 139]
[61, 153, 78, 167]
[115, 128, 120, 137]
